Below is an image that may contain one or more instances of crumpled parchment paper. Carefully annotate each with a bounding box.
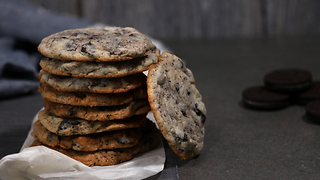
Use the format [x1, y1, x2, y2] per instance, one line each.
[0, 110, 165, 180]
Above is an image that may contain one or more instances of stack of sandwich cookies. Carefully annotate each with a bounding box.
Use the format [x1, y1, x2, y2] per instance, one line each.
[242, 68, 320, 124]
[32, 26, 161, 166]
[242, 69, 314, 110]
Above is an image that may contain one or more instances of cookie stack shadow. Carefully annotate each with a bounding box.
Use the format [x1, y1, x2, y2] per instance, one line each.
[242, 69, 320, 123]
[31, 27, 162, 166]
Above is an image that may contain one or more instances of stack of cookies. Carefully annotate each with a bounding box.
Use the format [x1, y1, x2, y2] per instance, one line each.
[31, 26, 161, 166]
[242, 69, 314, 110]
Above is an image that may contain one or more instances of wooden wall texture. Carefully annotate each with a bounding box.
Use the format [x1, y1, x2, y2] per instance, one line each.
[29, 0, 320, 39]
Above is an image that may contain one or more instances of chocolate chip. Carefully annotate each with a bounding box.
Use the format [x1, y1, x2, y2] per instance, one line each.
[172, 132, 188, 144]
[81, 47, 87, 52]
[194, 103, 206, 124]
[183, 134, 188, 142]
[175, 87, 180, 92]
[181, 109, 187, 117]
[65, 39, 78, 51]
[81, 42, 96, 58]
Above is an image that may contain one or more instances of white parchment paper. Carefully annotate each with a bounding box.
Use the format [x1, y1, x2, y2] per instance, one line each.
[0, 110, 165, 180]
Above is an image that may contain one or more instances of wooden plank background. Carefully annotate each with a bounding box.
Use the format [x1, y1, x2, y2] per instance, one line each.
[29, 0, 320, 39]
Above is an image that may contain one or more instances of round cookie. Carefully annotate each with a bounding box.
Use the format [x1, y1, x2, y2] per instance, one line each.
[43, 99, 150, 121]
[305, 100, 320, 123]
[264, 69, 312, 93]
[38, 83, 148, 107]
[242, 86, 291, 110]
[39, 70, 146, 94]
[37, 26, 156, 62]
[40, 49, 160, 78]
[147, 52, 206, 160]
[32, 120, 142, 151]
[297, 82, 320, 105]
[30, 120, 161, 166]
[38, 109, 147, 136]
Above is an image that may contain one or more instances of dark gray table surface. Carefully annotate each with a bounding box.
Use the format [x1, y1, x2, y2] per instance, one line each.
[1, 37, 320, 179]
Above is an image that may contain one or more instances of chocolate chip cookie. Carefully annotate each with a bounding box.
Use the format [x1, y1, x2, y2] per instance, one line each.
[39, 70, 146, 94]
[38, 27, 157, 62]
[38, 83, 148, 107]
[147, 52, 206, 160]
[40, 49, 159, 78]
[32, 120, 142, 151]
[38, 109, 147, 136]
[30, 119, 161, 166]
[43, 99, 150, 121]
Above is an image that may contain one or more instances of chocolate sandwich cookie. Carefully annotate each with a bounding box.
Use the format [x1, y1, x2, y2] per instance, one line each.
[38, 83, 148, 107]
[43, 99, 150, 121]
[31, 120, 161, 166]
[38, 26, 157, 61]
[305, 100, 320, 123]
[147, 52, 206, 160]
[32, 120, 142, 151]
[297, 82, 320, 105]
[39, 70, 146, 94]
[38, 109, 147, 136]
[264, 69, 312, 93]
[40, 49, 160, 78]
[242, 86, 291, 110]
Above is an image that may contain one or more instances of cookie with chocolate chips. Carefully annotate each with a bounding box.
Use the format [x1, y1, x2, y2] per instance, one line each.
[43, 99, 150, 121]
[30, 119, 161, 166]
[147, 52, 206, 160]
[32, 120, 142, 151]
[39, 70, 146, 94]
[38, 27, 157, 61]
[38, 83, 148, 107]
[38, 109, 147, 136]
[40, 49, 160, 78]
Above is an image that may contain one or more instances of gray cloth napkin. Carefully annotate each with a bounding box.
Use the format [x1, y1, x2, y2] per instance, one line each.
[0, 0, 91, 99]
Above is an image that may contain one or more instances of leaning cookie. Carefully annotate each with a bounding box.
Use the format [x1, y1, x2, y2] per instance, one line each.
[147, 52, 206, 160]
[38, 109, 147, 136]
[38, 26, 157, 61]
[38, 83, 148, 107]
[30, 120, 161, 166]
[39, 70, 146, 93]
[32, 120, 142, 151]
[40, 49, 160, 78]
[43, 99, 150, 121]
